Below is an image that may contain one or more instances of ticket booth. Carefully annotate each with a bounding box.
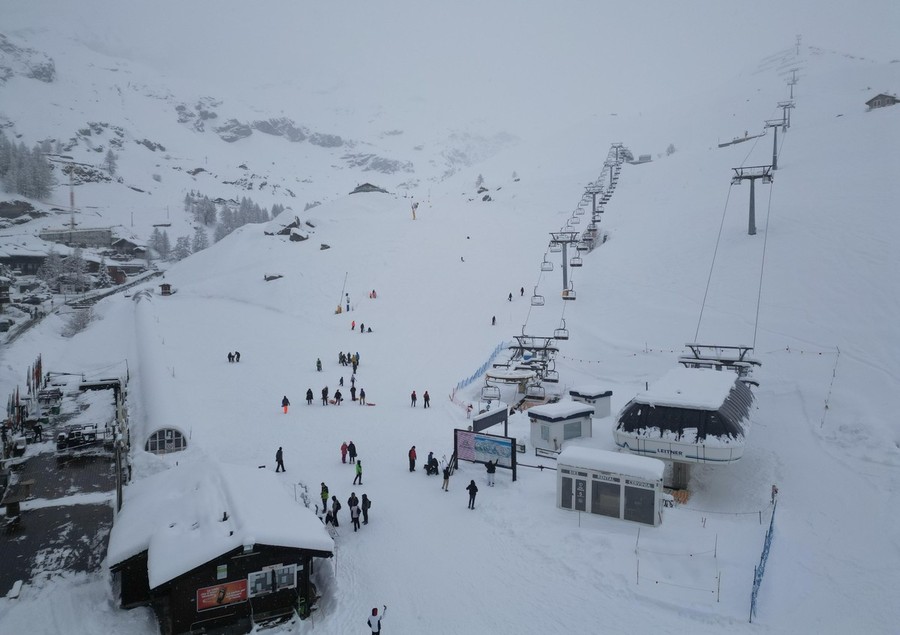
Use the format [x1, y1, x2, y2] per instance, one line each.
[557, 447, 665, 526]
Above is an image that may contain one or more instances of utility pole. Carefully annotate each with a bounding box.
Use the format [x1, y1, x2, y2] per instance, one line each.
[731, 166, 773, 236]
[795, 34, 801, 56]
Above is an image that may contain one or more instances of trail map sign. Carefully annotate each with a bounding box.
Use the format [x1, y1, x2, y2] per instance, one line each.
[454, 428, 517, 481]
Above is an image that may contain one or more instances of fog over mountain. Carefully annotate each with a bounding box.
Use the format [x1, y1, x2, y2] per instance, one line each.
[0, 2, 898, 634]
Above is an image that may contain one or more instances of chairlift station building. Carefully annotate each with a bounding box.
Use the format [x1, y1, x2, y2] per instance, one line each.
[613, 367, 754, 488]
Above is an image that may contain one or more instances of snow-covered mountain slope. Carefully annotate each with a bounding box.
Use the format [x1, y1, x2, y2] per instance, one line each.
[1, 2, 899, 634]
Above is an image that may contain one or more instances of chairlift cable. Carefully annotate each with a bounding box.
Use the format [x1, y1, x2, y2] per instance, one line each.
[752, 158, 778, 349]
[693, 185, 735, 341]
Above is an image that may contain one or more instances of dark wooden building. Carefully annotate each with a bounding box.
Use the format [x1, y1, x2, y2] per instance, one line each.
[865, 93, 899, 110]
[108, 461, 333, 634]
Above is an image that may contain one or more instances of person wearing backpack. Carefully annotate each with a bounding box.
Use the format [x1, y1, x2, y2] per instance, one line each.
[361, 494, 371, 525]
[331, 495, 342, 526]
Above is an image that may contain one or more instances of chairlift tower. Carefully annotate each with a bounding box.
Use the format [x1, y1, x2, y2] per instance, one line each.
[549, 231, 579, 291]
[731, 166, 773, 236]
[764, 119, 784, 170]
[788, 68, 799, 99]
[777, 100, 794, 129]
[584, 183, 603, 215]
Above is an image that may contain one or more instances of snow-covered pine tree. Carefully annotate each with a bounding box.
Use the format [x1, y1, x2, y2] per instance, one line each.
[65, 247, 87, 289]
[172, 236, 192, 261]
[149, 227, 162, 254]
[37, 249, 64, 287]
[159, 231, 171, 259]
[192, 226, 209, 252]
[96, 257, 113, 288]
[103, 149, 118, 175]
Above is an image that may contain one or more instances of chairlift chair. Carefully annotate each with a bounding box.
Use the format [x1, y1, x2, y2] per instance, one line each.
[569, 255, 583, 267]
[531, 288, 545, 307]
[543, 369, 560, 383]
[562, 285, 576, 301]
[549, 243, 562, 253]
[553, 319, 569, 340]
[540, 258, 553, 272]
[568, 216, 581, 225]
[481, 384, 501, 401]
[576, 241, 591, 252]
[525, 382, 546, 400]
[574, 207, 585, 216]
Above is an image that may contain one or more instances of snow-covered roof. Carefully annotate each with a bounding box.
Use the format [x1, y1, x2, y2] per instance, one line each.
[527, 399, 595, 422]
[558, 447, 665, 481]
[107, 459, 333, 589]
[635, 367, 738, 410]
[486, 368, 535, 381]
[569, 385, 612, 399]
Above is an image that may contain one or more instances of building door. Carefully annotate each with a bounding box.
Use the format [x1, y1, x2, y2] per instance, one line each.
[561, 476, 573, 509]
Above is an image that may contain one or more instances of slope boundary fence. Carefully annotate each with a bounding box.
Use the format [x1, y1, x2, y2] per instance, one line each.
[450, 341, 510, 406]
[749, 500, 777, 622]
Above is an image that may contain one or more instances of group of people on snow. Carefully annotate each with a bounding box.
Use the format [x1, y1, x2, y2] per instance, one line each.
[409, 390, 430, 407]
[226, 351, 241, 363]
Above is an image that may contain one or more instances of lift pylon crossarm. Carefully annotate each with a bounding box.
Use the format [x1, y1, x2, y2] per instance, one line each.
[731, 165, 773, 185]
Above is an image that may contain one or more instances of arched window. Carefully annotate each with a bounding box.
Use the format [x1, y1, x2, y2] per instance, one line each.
[145, 428, 187, 454]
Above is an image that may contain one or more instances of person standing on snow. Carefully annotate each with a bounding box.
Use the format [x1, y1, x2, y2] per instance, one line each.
[410, 390, 417, 407]
[408, 446, 417, 471]
[442, 465, 451, 491]
[423, 390, 430, 408]
[368, 606, 387, 634]
[467, 480, 479, 509]
[275, 447, 285, 472]
[334, 389, 343, 405]
[486, 459, 496, 486]
[306, 388, 314, 405]
[235, 351, 240, 362]
[282, 395, 290, 414]
[331, 496, 342, 527]
[351, 502, 361, 532]
[341, 441, 348, 464]
[348, 441, 357, 464]
[359, 388, 366, 405]
[361, 493, 371, 525]
[353, 460, 363, 485]
[320, 483, 329, 512]
[321, 386, 329, 405]
[316, 358, 322, 372]
[350, 385, 357, 402]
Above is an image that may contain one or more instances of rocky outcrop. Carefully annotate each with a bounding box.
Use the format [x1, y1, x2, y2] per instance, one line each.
[343, 153, 413, 174]
[215, 119, 253, 143]
[0, 34, 56, 84]
[252, 118, 308, 142]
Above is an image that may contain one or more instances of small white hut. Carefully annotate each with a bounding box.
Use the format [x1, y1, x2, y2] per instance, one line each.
[568, 385, 613, 418]
[528, 400, 594, 452]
